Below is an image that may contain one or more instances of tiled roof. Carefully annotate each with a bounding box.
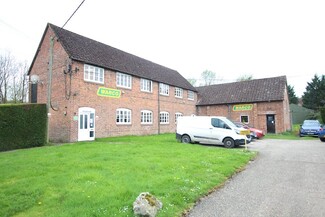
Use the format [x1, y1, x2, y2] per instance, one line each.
[196, 76, 287, 105]
[47, 23, 196, 91]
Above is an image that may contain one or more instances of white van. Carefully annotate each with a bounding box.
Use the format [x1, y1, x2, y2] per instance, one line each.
[176, 116, 250, 148]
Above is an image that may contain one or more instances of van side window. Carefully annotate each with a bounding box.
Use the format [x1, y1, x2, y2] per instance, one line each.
[211, 118, 229, 129]
[211, 118, 219, 127]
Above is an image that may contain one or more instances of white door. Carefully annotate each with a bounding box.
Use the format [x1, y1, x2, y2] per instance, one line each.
[78, 107, 95, 141]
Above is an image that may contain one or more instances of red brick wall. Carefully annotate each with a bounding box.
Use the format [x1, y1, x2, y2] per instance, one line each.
[29, 27, 72, 142]
[197, 96, 291, 134]
[29, 26, 197, 142]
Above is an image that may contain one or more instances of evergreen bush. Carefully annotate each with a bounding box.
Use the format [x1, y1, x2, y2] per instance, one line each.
[0, 104, 47, 151]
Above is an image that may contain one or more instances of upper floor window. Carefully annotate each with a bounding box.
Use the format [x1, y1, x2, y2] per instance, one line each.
[141, 110, 153, 124]
[116, 108, 131, 124]
[160, 112, 169, 124]
[175, 87, 183, 98]
[175, 112, 183, 123]
[159, 83, 169, 96]
[116, 72, 132, 89]
[140, 79, 152, 92]
[84, 64, 104, 83]
[188, 90, 194, 100]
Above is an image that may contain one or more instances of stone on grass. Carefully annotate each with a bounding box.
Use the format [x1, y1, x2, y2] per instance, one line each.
[133, 192, 163, 217]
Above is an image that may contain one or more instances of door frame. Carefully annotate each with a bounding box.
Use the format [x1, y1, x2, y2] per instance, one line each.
[78, 107, 95, 141]
[266, 114, 276, 134]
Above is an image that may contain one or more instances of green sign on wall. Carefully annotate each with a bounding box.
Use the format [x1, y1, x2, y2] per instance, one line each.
[233, 104, 253, 111]
[97, 87, 121, 98]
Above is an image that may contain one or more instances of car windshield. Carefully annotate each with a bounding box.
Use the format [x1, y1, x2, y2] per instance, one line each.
[304, 122, 320, 126]
[303, 120, 319, 124]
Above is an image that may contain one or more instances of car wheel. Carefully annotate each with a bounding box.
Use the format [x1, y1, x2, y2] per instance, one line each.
[181, 135, 191, 143]
[223, 138, 235, 148]
[320, 138, 325, 142]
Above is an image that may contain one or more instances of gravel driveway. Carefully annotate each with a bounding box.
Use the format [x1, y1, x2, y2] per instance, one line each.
[187, 139, 325, 217]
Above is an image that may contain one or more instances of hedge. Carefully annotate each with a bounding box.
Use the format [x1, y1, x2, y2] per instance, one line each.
[0, 103, 47, 152]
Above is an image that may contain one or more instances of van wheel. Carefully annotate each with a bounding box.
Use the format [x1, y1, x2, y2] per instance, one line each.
[181, 135, 191, 143]
[223, 138, 235, 148]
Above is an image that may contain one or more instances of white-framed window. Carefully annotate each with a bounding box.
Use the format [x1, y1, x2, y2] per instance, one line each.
[140, 79, 152, 93]
[240, 115, 249, 124]
[116, 108, 131, 124]
[84, 64, 104, 83]
[175, 87, 183, 98]
[116, 72, 132, 89]
[160, 112, 169, 124]
[159, 83, 169, 96]
[175, 112, 183, 123]
[188, 90, 194, 100]
[141, 110, 153, 124]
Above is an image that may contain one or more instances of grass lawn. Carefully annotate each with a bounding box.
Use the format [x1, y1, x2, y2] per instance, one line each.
[0, 134, 256, 217]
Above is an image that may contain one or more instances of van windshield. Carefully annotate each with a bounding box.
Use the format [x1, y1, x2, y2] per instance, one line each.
[212, 118, 237, 129]
[223, 118, 238, 128]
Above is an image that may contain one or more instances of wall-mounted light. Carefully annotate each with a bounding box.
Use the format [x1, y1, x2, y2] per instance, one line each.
[30, 74, 43, 85]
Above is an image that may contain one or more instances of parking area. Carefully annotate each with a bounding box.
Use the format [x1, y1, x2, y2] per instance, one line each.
[187, 139, 325, 217]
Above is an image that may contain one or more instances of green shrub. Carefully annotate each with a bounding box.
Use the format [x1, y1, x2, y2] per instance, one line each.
[320, 107, 325, 124]
[0, 104, 47, 151]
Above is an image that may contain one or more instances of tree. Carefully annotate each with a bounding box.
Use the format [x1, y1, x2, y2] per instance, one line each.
[320, 107, 325, 124]
[8, 61, 29, 103]
[0, 52, 29, 103]
[187, 78, 197, 87]
[302, 74, 325, 110]
[236, 74, 253, 81]
[0, 52, 14, 103]
[287, 84, 298, 104]
[201, 70, 216, 86]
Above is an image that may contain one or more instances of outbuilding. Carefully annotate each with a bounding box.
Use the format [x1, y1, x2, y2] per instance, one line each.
[196, 76, 291, 134]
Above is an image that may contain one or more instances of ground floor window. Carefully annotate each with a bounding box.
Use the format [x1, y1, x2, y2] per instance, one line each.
[116, 108, 131, 124]
[141, 110, 153, 124]
[114, 110, 184, 125]
[31, 83, 38, 103]
[241, 115, 249, 123]
[160, 112, 169, 124]
[175, 112, 183, 123]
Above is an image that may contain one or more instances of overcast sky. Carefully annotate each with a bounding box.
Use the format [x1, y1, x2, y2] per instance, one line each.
[1, 0, 325, 97]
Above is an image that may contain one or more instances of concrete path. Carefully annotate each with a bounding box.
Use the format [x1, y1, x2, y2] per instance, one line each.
[187, 139, 325, 217]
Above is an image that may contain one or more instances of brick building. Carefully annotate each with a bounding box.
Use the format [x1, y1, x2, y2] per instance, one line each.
[28, 23, 197, 142]
[28, 23, 291, 142]
[196, 76, 291, 134]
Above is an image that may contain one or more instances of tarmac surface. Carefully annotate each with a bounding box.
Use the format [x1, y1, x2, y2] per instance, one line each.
[186, 139, 325, 217]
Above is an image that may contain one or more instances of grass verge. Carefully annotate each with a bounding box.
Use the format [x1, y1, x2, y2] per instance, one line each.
[0, 134, 256, 217]
[264, 124, 319, 140]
